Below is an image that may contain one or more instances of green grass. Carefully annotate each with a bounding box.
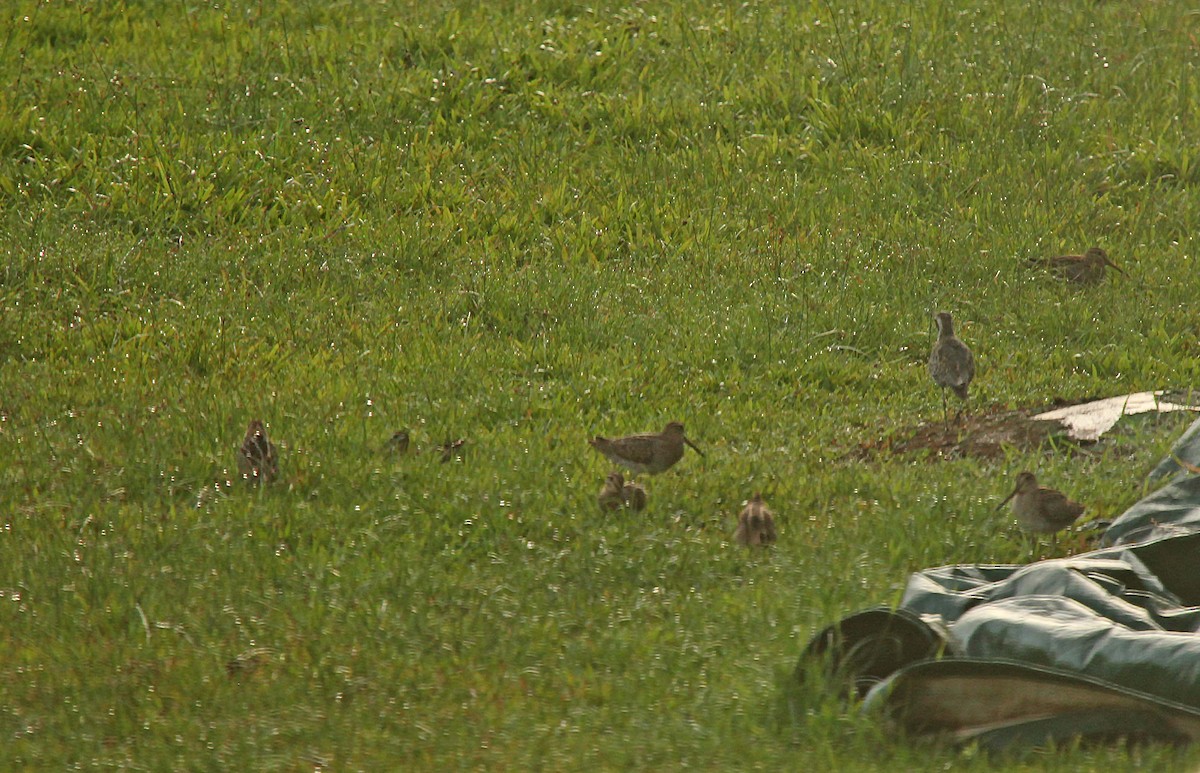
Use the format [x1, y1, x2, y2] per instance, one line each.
[3, 0, 1200, 768]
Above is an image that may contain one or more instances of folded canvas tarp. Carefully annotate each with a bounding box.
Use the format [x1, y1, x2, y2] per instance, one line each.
[800, 416, 1200, 751]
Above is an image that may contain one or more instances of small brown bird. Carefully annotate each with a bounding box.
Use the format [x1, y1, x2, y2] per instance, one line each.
[622, 480, 648, 511]
[226, 647, 275, 678]
[237, 419, 278, 484]
[1030, 246, 1125, 285]
[598, 472, 626, 511]
[588, 421, 704, 475]
[734, 492, 777, 547]
[437, 438, 466, 463]
[928, 311, 975, 425]
[996, 471, 1086, 536]
[385, 429, 411, 454]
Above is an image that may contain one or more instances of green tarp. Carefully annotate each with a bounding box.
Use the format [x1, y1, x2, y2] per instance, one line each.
[800, 416, 1200, 750]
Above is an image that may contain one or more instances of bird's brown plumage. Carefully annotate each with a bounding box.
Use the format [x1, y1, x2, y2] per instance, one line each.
[621, 480, 648, 511]
[1030, 247, 1124, 285]
[996, 471, 1086, 534]
[928, 311, 975, 423]
[598, 472, 626, 511]
[734, 492, 777, 547]
[237, 419, 279, 484]
[588, 421, 703, 475]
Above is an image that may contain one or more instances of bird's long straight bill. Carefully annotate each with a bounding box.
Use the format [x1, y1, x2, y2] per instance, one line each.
[684, 437, 705, 456]
[995, 489, 1018, 511]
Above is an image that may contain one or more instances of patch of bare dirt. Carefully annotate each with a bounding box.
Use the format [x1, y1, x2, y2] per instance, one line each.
[853, 403, 1086, 462]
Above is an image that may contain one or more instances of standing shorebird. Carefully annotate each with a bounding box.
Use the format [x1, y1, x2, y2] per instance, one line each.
[598, 472, 626, 511]
[734, 492, 777, 547]
[588, 421, 703, 475]
[237, 419, 279, 484]
[622, 480, 648, 511]
[928, 311, 975, 425]
[996, 471, 1086, 539]
[1029, 246, 1125, 285]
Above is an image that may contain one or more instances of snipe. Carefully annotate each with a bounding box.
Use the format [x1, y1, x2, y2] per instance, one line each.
[598, 471, 626, 512]
[996, 470, 1086, 536]
[1030, 246, 1125, 285]
[237, 419, 279, 484]
[734, 492, 777, 547]
[928, 311, 975, 426]
[588, 421, 703, 475]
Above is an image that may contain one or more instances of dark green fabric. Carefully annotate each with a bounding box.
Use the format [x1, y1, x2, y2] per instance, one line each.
[969, 709, 1190, 751]
[802, 416, 1200, 746]
[857, 659, 1200, 750]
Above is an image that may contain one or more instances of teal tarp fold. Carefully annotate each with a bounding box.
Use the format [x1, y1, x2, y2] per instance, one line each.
[801, 416, 1200, 748]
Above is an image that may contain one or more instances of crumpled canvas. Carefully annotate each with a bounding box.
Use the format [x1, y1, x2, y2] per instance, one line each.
[800, 416, 1200, 750]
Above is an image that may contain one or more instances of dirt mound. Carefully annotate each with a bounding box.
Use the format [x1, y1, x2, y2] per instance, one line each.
[855, 405, 1072, 462]
[856, 391, 1199, 462]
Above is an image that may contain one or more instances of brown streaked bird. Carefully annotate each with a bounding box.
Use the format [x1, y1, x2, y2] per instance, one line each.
[598, 471, 626, 512]
[928, 311, 975, 425]
[1030, 246, 1125, 285]
[588, 421, 704, 475]
[734, 492, 777, 547]
[237, 419, 278, 484]
[385, 429, 411, 454]
[437, 438, 466, 463]
[622, 480, 648, 511]
[996, 471, 1086, 536]
[226, 647, 275, 678]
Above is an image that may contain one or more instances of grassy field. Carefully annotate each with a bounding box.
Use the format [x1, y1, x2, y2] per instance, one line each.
[3, 0, 1200, 768]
